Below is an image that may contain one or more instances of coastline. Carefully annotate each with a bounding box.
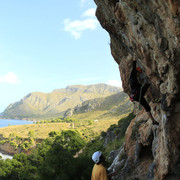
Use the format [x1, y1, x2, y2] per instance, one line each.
[0, 117, 36, 121]
[0, 150, 13, 160]
[0, 119, 34, 128]
[0, 149, 14, 156]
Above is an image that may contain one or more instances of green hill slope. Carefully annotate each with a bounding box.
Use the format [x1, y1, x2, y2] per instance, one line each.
[68, 92, 133, 121]
[2, 84, 123, 119]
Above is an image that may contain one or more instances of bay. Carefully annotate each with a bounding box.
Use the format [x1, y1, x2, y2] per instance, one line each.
[0, 119, 34, 159]
[0, 119, 33, 128]
[0, 152, 13, 160]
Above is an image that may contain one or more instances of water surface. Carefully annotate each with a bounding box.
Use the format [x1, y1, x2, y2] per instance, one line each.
[0, 119, 34, 159]
[0, 152, 13, 160]
[0, 119, 33, 128]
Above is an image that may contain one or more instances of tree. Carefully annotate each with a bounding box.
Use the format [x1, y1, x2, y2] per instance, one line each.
[55, 130, 86, 155]
[48, 131, 60, 137]
[28, 130, 35, 138]
[39, 143, 74, 180]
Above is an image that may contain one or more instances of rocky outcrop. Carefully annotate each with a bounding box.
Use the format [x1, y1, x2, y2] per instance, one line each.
[0, 142, 31, 156]
[0, 140, 42, 156]
[94, 0, 180, 179]
[0, 142, 21, 155]
[64, 92, 133, 118]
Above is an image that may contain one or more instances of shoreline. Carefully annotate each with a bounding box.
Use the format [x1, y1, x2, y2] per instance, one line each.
[0, 119, 34, 128]
[0, 150, 14, 158]
[0, 149, 14, 156]
[0, 118, 36, 121]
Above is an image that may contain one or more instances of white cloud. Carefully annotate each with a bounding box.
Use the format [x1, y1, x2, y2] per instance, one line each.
[64, 18, 98, 39]
[107, 80, 122, 87]
[83, 8, 96, 17]
[0, 72, 21, 84]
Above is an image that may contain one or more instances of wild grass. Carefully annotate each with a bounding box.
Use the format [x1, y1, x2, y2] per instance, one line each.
[104, 137, 125, 157]
[0, 123, 71, 139]
[0, 113, 129, 139]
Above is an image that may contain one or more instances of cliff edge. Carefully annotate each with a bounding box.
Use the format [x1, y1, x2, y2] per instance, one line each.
[94, 0, 180, 179]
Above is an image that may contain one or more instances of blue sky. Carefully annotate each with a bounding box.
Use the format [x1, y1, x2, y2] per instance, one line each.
[0, 0, 121, 113]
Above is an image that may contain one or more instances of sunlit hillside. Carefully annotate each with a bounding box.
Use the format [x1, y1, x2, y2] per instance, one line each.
[2, 84, 122, 120]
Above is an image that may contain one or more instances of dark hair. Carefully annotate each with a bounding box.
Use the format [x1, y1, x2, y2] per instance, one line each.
[97, 154, 105, 164]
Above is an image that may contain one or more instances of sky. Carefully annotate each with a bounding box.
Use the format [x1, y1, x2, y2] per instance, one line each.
[0, 0, 122, 113]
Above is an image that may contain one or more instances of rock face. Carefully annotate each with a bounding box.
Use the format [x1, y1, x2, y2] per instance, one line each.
[0, 139, 43, 156]
[94, 0, 180, 179]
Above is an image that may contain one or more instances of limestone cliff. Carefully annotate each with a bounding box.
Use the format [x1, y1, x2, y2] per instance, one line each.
[94, 0, 180, 179]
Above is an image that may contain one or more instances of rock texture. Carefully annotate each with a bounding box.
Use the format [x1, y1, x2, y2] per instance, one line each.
[64, 92, 133, 118]
[0, 139, 43, 156]
[94, 0, 180, 179]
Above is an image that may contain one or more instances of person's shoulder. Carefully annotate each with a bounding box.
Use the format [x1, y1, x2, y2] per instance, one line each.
[99, 164, 106, 171]
[95, 163, 104, 169]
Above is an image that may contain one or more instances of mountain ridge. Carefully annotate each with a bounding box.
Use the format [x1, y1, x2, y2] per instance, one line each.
[2, 83, 125, 120]
[64, 92, 132, 118]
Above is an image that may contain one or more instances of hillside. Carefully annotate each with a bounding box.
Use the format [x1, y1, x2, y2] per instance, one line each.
[1, 83, 122, 120]
[65, 91, 133, 120]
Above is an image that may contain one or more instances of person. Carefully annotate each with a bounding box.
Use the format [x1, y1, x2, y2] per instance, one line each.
[129, 55, 159, 125]
[91, 151, 116, 180]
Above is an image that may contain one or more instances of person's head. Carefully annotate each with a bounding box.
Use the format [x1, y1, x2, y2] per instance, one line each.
[92, 151, 105, 164]
[136, 67, 142, 73]
[136, 67, 142, 76]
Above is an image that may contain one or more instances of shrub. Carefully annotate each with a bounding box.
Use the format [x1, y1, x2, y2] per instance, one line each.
[117, 112, 135, 137]
[104, 138, 124, 158]
[54, 130, 86, 155]
[0, 140, 6, 144]
[10, 141, 19, 150]
[101, 131, 107, 138]
[114, 128, 121, 135]
[48, 131, 60, 137]
[20, 140, 32, 151]
[28, 130, 35, 138]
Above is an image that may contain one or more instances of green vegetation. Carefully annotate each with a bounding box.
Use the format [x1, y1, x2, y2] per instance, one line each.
[104, 138, 124, 157]
[0, 130, 93, 180]
[0, 112, 135, 179]
[0, 112, 132, 139]
[76, 112, 135, 161]
[102, 112, 135, 157]
[0, 140, 6, 144]
[0, 123, 71, 139]
[2, 131, 37, 151]
[36, 117, 95, 129]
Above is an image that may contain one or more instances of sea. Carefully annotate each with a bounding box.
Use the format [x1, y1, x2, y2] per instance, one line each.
[0, 119, 34, 159]
[0, 119, 33, 128]
[0, 152, 13, 160]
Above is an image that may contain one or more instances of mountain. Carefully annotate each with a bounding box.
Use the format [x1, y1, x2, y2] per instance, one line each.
[2, 84, 124, 119]
[64, 92, 133, 119]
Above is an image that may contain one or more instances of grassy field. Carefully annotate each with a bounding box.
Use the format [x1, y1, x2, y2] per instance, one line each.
[0, 123, 71, 139]
[0, 113, 129, 139]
